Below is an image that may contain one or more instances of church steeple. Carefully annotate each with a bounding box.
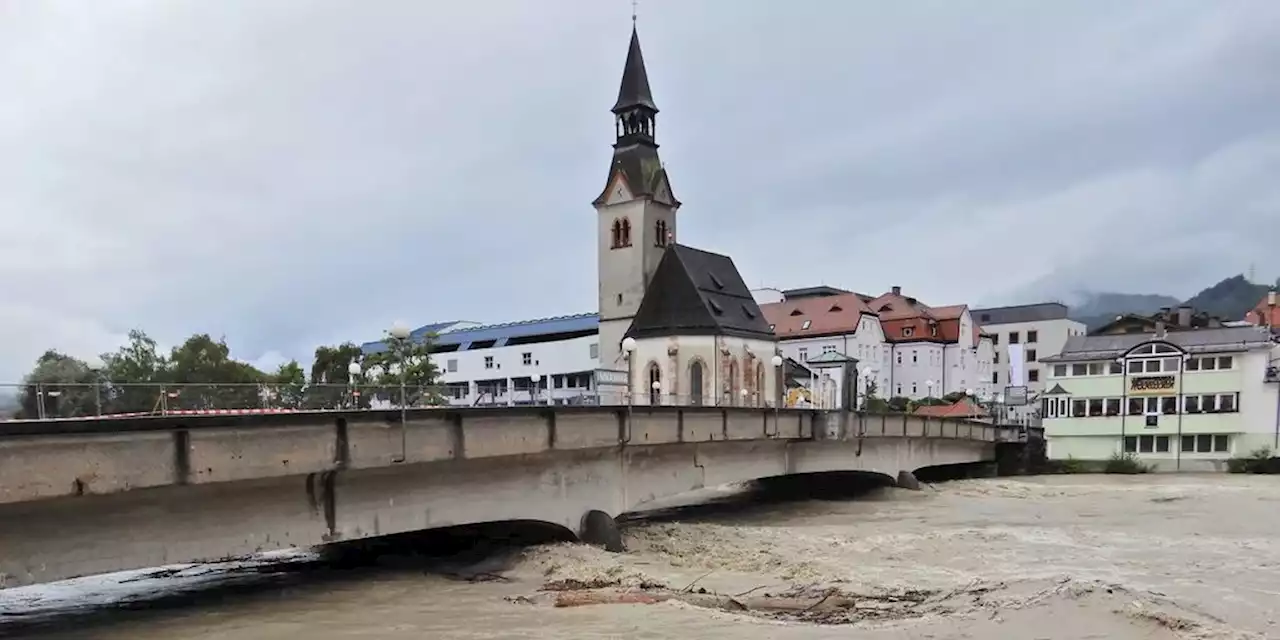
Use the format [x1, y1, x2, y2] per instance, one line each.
[612, 27, 658, 147]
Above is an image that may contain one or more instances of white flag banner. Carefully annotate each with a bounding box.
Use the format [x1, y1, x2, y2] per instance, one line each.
[1007, 343, 1026, 386]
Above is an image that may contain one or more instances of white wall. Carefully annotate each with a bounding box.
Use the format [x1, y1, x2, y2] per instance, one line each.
[776, 314, 887, 409]
[986, 317, 1087, 392]
[435, 335, 600, 405]
[628, 335, 779, 407]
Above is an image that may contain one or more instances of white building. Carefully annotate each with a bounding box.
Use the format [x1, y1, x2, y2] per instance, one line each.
[761, 286, 996, 408]
[971, 303, 1087, 393]
[1040, 325, 1280, 471]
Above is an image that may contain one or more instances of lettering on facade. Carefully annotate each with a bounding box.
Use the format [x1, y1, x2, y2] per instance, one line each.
[1129, 375, 1175, 395]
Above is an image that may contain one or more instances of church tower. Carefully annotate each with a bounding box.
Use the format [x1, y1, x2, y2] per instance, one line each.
[594, 26, 680, 370]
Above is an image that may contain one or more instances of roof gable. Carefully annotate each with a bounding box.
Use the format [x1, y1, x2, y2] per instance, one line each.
[626, 244, 775, 341]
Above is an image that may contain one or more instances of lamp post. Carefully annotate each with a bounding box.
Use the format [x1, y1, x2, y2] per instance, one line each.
[740, 388, 748, 409]
[771, 354, 784, 435]
[651, 379, 662, 406]
[87, 356, 105, 417]
[965, 388, 975, 420]
[347, 361, 362, 409]
[531, 373, 542, 406]
[621, 337, 637, 406]
[388, 322, 411, 414]
[925, 379, 935, 401]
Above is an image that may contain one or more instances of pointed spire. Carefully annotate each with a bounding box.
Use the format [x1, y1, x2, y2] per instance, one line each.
[612, 27, 658, 114]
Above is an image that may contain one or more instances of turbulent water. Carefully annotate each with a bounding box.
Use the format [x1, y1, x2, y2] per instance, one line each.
[4, 475, 1279, 639]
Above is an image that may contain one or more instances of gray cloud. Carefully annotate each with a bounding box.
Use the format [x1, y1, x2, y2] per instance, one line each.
[2, 0, 1278, 380]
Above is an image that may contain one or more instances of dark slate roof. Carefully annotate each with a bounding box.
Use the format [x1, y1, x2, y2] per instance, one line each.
[1040, 325, 1275, 363]
[1044, 383, 1071, 395]
[593, 142, 674, 205]
[972, 302, 1070, 325]
[782, 285, 851, 300]
[626, 244, 776, 341]
[612, 27, 657, 113]
[362, 313, 598, 354]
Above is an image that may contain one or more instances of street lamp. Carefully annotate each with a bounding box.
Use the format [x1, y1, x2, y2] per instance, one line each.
[965, 388, 975, 420]
[347, 361, 362, 409]
[740, 388, 749, 408]
[622, 337, 637, 406]
[87, 356, 106, 417]
[651, 379, 662, 406]
[925, 379, 935, 400]
[771, 354, 784, 409]
[530, 373, 541, 406]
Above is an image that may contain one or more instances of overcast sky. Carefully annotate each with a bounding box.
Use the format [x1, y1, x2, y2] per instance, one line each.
[2, 0, 1278, 378]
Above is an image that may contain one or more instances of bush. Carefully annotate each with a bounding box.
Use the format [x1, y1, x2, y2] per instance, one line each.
[1104, 452, 1154, 474]
[1227, 447, 1280, 474]
[1057, 456, 1088, 474]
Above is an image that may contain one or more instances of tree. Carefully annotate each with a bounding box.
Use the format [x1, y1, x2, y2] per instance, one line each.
[164, 334, 266, 410]
[271, 360, 307, 409]
[16, 351, 100, 419]
[100, 330, 168, 414]
[304, 343, 366, 409]
[361, 331, 444, 406]
[886, 396, 910, 413]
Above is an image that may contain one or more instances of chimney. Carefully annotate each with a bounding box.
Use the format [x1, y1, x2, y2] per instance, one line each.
[1269, 289, 1277, 308]
[1177, 305, 1192, 328]
[891, 285, 902, 296]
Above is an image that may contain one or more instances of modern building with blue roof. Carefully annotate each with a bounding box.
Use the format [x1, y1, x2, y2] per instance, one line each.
[360, 312, 604, 407]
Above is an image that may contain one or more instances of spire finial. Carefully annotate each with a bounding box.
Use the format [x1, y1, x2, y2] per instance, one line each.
[631, 0, 638, 25]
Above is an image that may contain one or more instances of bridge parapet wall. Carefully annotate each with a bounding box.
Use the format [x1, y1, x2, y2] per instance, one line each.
[0, 407, 1008, 507]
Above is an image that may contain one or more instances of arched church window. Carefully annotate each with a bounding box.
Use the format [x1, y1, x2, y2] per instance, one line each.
[655, 220, 668, 246]
[648, 363, 662, 405]
[620, 218, 632, 246]
[611, 219, 623, 248]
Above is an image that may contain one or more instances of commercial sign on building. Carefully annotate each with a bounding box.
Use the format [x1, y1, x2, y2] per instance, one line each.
[1129, 375, 1176, 395]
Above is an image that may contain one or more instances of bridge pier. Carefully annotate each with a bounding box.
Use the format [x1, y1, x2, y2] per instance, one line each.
[579, 509, 624, 552]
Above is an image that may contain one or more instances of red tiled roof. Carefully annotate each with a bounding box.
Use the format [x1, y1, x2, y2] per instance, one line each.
[1245, 293, 1280, 328]
[913, 398, 988, 418]
[866, 290, 972, 345]
[761, 293, 874, 338]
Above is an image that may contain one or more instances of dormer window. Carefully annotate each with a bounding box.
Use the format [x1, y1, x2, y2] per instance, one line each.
[742, 305, 756, 319]
[903, 327, 914, 337]
[879, 304, 893, 312]
[789, 309, 803, 316]
[709, 272, 725, 289]
[769, 324, 775, 331]
[708, 299, 724, 315]
[829, 304, 843, 312]
[801, 320, 812, 330]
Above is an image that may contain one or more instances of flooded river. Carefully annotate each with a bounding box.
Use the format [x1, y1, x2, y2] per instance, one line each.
[3, 475, 1278, 639]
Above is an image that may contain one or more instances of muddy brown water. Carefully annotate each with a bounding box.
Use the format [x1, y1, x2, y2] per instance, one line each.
[3, 475, 1277, 639]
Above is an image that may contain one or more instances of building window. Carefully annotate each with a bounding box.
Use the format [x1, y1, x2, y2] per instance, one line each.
[1028, 369, 1039, 382]
[1071, 399, 1086, 417]
[896, 352, 902, 364]
[1105, 398, 1121, 416]
[801, 320, 812, 330]
[447, 359, 458, 373]
[611, 218, 633, 248]
[994, 353, 1000, 364]
[822, 345, 837, 354]
[1088, 398, 1103, 416]
[1027, 330, 1038, 343]
[912, 351, 918, 363]
[1124, 435, 1170, 454]
[1110, 362, 1123, 374]
[903, 327, 914, 337]
[991, 372, 998, 383]
[484, 356, 494, 369]
[1182, 434, 1230, 453]
[1128, 398, 1143, 415]
[617, 293, 623, 306]
[1072, 364, 1087, 376]
[655, 220, 669, 246]
[1161, 396, 1178, 414]
[1009, 331, 1020, 344]
[912, 383, 917, 395]
[1053, 364, 1067, 377]
[1027, 349, 1038, 362]
[798, 348, 808, 362]
[522, 352, 532, 366]
[589, 343, 599, 359]
[1218, 393, 1236, 412]
[992, 334, 999, 345]
[648, 363, 662, 405]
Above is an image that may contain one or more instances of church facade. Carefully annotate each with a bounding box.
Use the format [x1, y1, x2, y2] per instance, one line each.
[593, 27, 780, 407]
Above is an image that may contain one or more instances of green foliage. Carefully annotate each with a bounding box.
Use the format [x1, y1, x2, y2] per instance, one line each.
[1056, 456, 1088, 474]
[1183, 275, 1269, 322]
[941, 391, 967, 404]
[886, 396, 910, 413]
[1104, 452, 1154, 474]
[8, 327, 449, 418]
[1068, 274, 1271, 331]
[360, 331, 445, 406]
[1227, 447, 1280, 474]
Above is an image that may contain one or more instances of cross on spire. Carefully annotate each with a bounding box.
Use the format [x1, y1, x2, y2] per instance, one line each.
[631, 0, 638, 24]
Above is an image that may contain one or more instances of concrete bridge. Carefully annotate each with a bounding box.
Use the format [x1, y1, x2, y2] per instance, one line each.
[0, 406, 1019, 588]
